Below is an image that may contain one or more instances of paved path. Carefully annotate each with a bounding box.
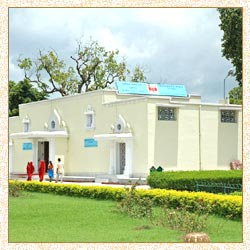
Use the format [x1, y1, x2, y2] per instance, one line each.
[11, 176, 151, 189]
[46, 180, 151, 189]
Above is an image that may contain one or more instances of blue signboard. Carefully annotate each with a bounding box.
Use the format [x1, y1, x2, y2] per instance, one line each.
[116, 81, 187, 97]
[116, 81, 149, 95]
[84, 138, 98, 147]
[22, 142, 32, 150]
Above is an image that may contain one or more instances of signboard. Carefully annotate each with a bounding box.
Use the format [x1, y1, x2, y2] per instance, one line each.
[116, 81, 187, 97]
[116, 81, 148, 95]
[84, 138, 98, 147]
[22, 142, 32, 150]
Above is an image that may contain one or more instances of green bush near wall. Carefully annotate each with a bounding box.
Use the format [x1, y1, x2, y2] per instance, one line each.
[147, 170, 242, 191]
[9, 180, 242, 219]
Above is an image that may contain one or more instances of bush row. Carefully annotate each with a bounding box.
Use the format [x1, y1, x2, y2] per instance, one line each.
[9, 180, 242, 219]
[147, 170, 242, 192]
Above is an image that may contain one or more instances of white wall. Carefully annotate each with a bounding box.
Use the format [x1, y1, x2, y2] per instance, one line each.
[9, 91, 242, 176]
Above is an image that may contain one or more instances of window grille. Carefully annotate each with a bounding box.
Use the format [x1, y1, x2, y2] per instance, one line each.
[23, 122, 29, 132]
[85, 113, 95, 129]
[86, 114, 93, 128]
[22, 115, 30, 132]
[221, 110, 236, 123]
[158, 107, 176, 121]
[85, 105, 95, 129]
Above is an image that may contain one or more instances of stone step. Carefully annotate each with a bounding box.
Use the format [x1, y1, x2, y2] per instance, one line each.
[95, 175, 118, 183]
[61, 176, 95, 182]
[117, 177, 147, 185]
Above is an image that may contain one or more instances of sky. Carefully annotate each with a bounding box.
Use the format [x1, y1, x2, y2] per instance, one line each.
[9, 7, 238, 103]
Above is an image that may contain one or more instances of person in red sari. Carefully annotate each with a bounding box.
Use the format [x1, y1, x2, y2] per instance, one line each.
[26, 161, 34, 181]
[39, 160, 46, 182]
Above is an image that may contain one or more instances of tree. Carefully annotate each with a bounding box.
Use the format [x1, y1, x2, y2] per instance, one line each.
[18, 51, 78, 96]
[229, 86, 242, 105]
[9, 79, 48, 116]
[130, 65, 147, 82]
[218, 8, 242, 86]
[18, 38, 147, 96]
[71, 39, 128, 92]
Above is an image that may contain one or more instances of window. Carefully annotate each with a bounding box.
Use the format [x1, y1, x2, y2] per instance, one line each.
[51, 120, 56, 129]
[221, 110, 236, 123]
[85, 105, 95, 129]
[117, 124, 122, 131]
[23, 122, 29, 132]
[22, 115, 30, 132]
[48, 109, 61, 131]
[158, 107, 176, 121]
[86, 114, 94, 129]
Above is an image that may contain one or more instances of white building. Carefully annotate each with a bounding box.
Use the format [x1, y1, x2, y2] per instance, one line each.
[9, 82, 242, 181]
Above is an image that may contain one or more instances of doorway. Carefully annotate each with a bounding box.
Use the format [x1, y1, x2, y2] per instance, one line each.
[116, 143, 126, 175]
[38, 141, 49, 172]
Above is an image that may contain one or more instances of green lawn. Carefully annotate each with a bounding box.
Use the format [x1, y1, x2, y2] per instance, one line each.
[9, 192, 242, 243]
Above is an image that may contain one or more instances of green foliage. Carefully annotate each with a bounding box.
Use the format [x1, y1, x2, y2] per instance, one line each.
[218, 8, 242, 86]
[9, 192, 184, 242]
[9, 79, 48, 116]
[9, 191, 242, 243]
[230, 191, 242, 196]
[18, 50, 78, 96]
[116, 183, 154, 219]
[147, 170, 242, 192]
[159, 204, 210, 233]
[9, 180, 242, 219]
[130, 65, 147, 82]
[17, 38, 147, 97]
[117, 184, 211, 234]
[9, 180, 23, 197]
[18, 58, 32, 70]
[229, 86, 242, 104]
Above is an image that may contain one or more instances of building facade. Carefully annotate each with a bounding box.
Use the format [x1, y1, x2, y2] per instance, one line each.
[9, 88, 242, 179]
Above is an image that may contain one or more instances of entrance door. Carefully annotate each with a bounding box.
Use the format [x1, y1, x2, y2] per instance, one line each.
[44, 141, 49, 171]
[38, 141, 49, 172]
[117, 143, 126, 174]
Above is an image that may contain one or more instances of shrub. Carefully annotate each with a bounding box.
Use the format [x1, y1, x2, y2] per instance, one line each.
[230, 191, 242, 196]
[9, 180, 22, 197]
[147, 170, 242, 193]
[135, 189, 242, 219]
[159, 204, 209, 233]
[116, 183, 154, 219]
[9, 180, 242, 219]
[118, 184, 211, 233]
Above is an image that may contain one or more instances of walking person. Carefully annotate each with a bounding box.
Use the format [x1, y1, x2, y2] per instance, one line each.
[47, 161, 54, 182]
[26, 161, 34, 181]
[56, 158, 64, 183]
[39, 160, 46, 182]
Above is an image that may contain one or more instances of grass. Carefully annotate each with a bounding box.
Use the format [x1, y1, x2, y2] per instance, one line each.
[9, 192, 242, 243]
[205, 215, 242, 242]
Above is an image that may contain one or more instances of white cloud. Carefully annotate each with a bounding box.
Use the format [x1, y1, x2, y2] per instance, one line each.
[9, 57, 23, 82]
[9, 8, 238, 103]
[135, 8, 196, 29]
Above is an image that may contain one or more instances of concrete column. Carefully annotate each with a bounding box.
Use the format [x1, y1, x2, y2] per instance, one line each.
[32, 139, 38, 172]
[9, 140, 13, 174]
[123, 138, 133, 177]
[237, 111, 242, 162]
[147, 103, 156, 170]
[49, 138, 55, 164]
[109, 141, 116, 174]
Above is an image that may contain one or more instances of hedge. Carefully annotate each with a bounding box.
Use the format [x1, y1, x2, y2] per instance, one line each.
[9, 180, 242, 219]
[147, 170, 242, 192]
